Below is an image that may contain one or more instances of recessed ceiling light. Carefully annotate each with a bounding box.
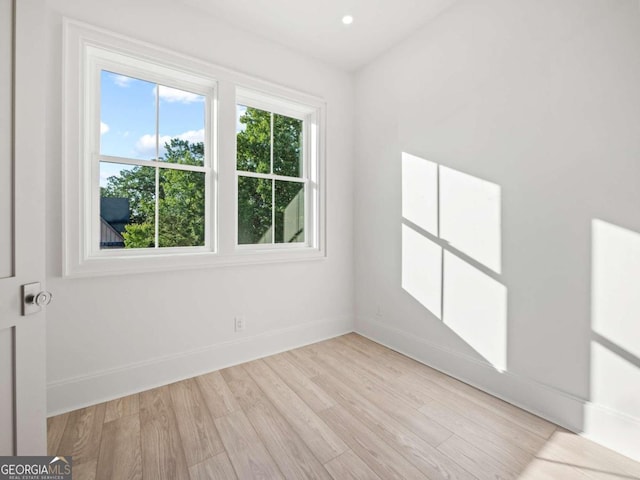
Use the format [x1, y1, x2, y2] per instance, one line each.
[342, 15, 354, 25]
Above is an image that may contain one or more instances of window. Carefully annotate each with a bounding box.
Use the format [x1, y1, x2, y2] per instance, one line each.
[63, 21, 325, 276]
[89, 53, 214, 256]
[236, 92, 317, 248]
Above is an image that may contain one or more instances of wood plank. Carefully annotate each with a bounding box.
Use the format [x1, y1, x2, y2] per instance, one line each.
[263, 353, 335, 412]
[309, 341, 424, 409]
[246, 399, 332, 480]
[308, 341, 453, 447]
[343, 334, 425, 373]
[215, 409, 283, 480]
[391, 372, 548, 454]
[169, 378, 225, 466]
[286, 348, 325, 378]
[418, 397, 533, 472]
[221, 360, 330, 479]
[189, 453, 237, 480]
[104, 394, 139, 423]
[47, 413, 69, 456]
[96, 415, 142, 480]
[139, 386, 190, 480]
[319, 405, 425, 480]
[324, 337, 402, 382]
[57, 403, 106, 465]
[535, 430, 640, 479]
[334, 336, 545, 462]
[437, 434, 519, 480]
[73, 459, 98, 480]
[243, 359, 348, 464]
[324, 450, 382, 480]
[46, 336, 640, 480]
[344, 334, 556, 439]
[313, 374, 474, 480]
[220, 365, 264, 410]
[517, 458, 592, 480]
[195, 371, 240, 418]
[407, 367, 555, 439]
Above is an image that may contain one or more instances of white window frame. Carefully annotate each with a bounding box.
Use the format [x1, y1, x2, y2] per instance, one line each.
[235, 88, 320, 251]
[87, 50, 216, 258]
[63, 20, 326, 277]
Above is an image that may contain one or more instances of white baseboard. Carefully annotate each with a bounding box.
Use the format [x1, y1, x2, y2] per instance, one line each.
[356, 316, 640, 463]
[47, 315, 354, 416]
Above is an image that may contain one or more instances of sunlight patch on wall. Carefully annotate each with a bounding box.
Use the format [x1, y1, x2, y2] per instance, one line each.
[592, 219, 640, 359]
[400, 152, 506, 370]
[443, 251, 507, 371]
[401, 152, 438, 235]
[590, 342, 640, 419]
[440, 166, 501, 273]
[402, 224, 442, 318]
[591, 219, 640, 419]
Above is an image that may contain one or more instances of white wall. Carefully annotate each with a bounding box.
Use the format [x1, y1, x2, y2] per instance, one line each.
[44, 0, 355, 414]
[355, 0, 640, 461]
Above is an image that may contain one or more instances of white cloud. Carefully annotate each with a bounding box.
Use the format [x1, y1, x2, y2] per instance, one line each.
[100, 122, 110, 135]
[111, 74, 132, 88]
[155, 85, 203, 104]
[176, 129, 205, 143]
[135, 129, 205, 158]
[135, 134, 160, 158]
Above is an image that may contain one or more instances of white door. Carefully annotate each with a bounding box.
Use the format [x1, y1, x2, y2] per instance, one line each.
[0, 0, 47, 455]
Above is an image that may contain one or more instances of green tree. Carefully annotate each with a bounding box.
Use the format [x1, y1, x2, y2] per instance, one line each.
[101, 139, 205, 248]
[101, 107, 304, 249]
[236, 107, 304, 244]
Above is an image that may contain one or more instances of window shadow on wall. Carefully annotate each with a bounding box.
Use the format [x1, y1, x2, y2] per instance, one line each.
[401, 152, 507, 371]
[587, 219, 640, 460]
[400, 152, 640, 472]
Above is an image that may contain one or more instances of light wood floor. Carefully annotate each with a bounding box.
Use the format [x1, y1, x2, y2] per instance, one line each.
[48, 333, 640, 480]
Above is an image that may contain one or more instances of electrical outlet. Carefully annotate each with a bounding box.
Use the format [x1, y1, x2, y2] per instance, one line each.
[234, 317, 245, 332]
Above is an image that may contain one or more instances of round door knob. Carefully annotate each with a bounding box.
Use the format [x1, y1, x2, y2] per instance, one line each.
[32, 291, 53, 306]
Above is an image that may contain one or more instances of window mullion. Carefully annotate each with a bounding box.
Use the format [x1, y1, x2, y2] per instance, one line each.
[154, 81, 160, 249]
[270, 111, 275, 244]
[236, 170, 305, 183]
[98, 155, 207, 173]
[154, 166, 160, 249]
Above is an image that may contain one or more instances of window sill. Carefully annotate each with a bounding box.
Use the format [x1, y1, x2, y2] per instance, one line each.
[63, 247, 326, 278]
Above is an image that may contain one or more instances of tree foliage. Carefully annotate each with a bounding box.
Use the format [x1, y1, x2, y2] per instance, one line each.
[101, 107, 304, 249]
[236, 107, 304, 244]
[101, 139, 205, 248]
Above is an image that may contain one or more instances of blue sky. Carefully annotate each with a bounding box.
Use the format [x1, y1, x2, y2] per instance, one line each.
[100, 71, 248, 187]
[100, 71, 205, 186]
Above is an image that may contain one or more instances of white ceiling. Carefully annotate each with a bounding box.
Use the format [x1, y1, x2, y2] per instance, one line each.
[183, 0, 456, 71]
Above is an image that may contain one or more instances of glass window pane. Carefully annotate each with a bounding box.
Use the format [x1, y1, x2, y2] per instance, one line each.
[158, 85, 205, 166]
[236, 105, 271, 174]
[238, 176, 273, 244]
[275, 180, 305, 243]
[100, 162, 156, 249]
[158, 169, 205, 247]
[273, 113, 303, 178]
[100, 71, 158, 160]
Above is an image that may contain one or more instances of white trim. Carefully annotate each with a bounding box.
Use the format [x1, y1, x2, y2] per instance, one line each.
[47, 315, 353, 416]
[99, 155, 208, 172]
[235, 90, 321, 250]
[237, 171, 306, 183]
[237, 86, 321, 119]
[63, 19, 327, 277]
[86, 50, 215, 256]
[356, 316, 640, 463]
